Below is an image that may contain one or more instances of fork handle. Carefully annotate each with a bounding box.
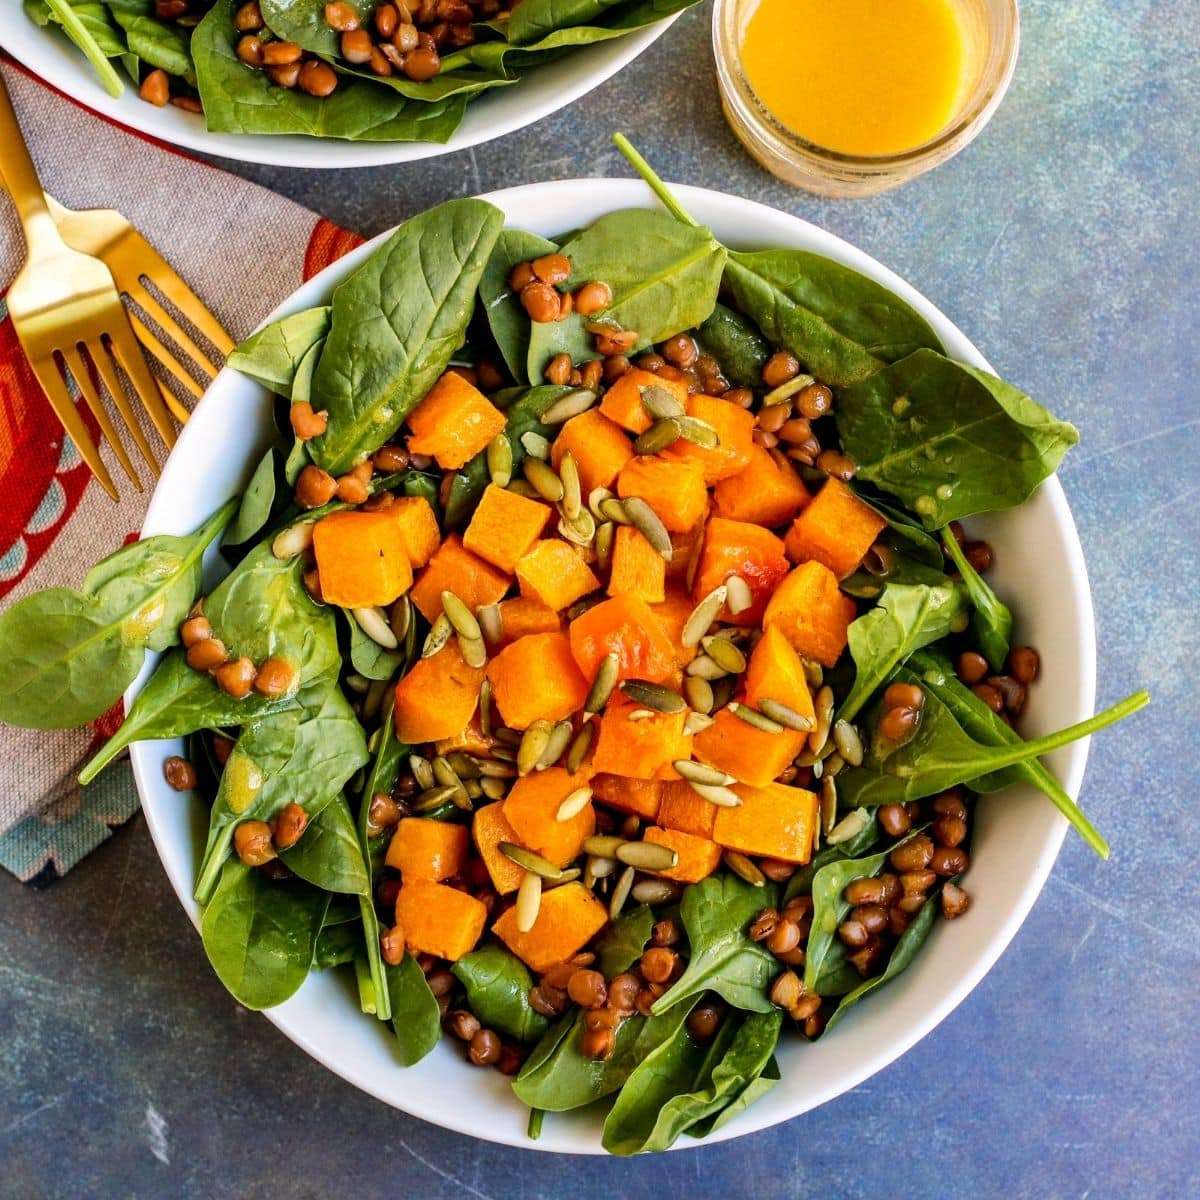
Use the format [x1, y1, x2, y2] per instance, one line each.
[0, 69, 64, 256]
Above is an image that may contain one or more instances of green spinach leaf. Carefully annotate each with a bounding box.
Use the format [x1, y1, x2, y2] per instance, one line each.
[225, 449, 279, 547]
[226, 306, 331, 397]
[941, 529, 1012, 671]
[594, 904, 655, 977]
[508, 0, 623, 43]
[687, 1055, 780, 1138]
[452, 946, 549, 1043]
[781, 816, 880, 904]
[281, 793, 370, 895]
[386, 953, 442, 1065]
[313, 918, 362, 969]
[29, 0, 127, 95]
[108, 1, 195, 82]
[695, 302, 770, 388]
[478, 228, 559, 381]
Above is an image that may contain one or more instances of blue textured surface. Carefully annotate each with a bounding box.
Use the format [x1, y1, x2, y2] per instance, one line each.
[1, 0, 1196, 1194]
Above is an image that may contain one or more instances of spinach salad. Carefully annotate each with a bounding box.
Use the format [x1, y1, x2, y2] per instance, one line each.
[0, 140, 1147, 1153]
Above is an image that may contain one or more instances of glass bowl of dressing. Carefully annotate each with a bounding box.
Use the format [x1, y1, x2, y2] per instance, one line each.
[713, 0, 1020, 197]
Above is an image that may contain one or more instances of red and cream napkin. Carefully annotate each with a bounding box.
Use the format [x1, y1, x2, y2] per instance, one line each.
[0, 59, 362, 881]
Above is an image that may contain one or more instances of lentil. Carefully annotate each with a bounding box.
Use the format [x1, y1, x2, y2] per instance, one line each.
[1009, 645, 1040, 684]
[214, 657, 256, 698]
[687, 1001, 723, 1042]
[272, 802, 309, 849]
[253, 656, 294, 697]
[581, 1026, 616, 1060]
[930, 846, 969, 876]
[139, 69, 170, 107]
[762, 350, 800, 388]
[890, 834, 935, 873]
[163, 756, 197, 791]
[567, 969, 608, 1009]
[380, 924, 406, 966]
[233, 820, 275, 867]
[768, 970, 802, 1010]
[468, 1029, 502, 1067]
[941, 882, 971, 918]
[796, 382, 833, 419]
[640, 946, 678, 984]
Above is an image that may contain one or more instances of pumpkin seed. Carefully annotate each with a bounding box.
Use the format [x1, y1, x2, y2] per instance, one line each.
[723, 850, 765, 886]
[583, 835, 627, 858]
[544, 868, 582, 890]
[422, 613, 452, 658]
[620, 814, 640, 840]
[457, 634, 487, 669]
[565, 721, 595, 774]
[827, 808, 871, 845]
[363, 679, 388, 720]
[515, 870, 542, 933]
[352, 606, 399, 651]
[414, 784, 459, 812]
[389, 595, 411, 643]
[802, 659, 824, 689]
[685, 654, 727, 681]
[558, 509, 596, 546]
[523, 456, 564, 501]
[478, 678, 494, 737]
[673, 760, 736, 787]
[702, 635, 746, 674]
[446, 752, 481, 779]
[598, 497, 632, 525]
[440, 591, 481, 641]
[833, 719, 864, 766]
[494, 727, 522, 747]
[367, 727, 382, 755]
[792, 739, 839, 768]
[537, 719, 574, 770]
[584, 651, 620, 714]
[683, 676, 714, 714]
[410, 753, 435, 790]
[567, 594, 604, 621]
[710, 676, 735, 711]
[634, 416, 684, 455]
[627, 708, 657, 721]
[615, 841, 678, 871]
[686, 780, 742, 807]
[487, 434, 513, 486]
[555, 786, 594, 822]
[507, 480, 540, 500]
[595, 521, 615, 571]
[540, 388, 597, 424]
[762, 372, 815, 406]
[682, 585, 728, 646]
[465, 778, 483, 800]
[479, 775, 508, 800]
[500, 842, 565, 880]
[588, 487, 615, 521]
[609, 865, 636, 919]
[344, 674, 370, 694]
[620, 680, 686, 713]
[477, 603, 503, 646]
[559, 451, 582, 521]
[490, 745, 518, 763]
[675, 415, 720, 448]
[517, 720, 553, 775]
[640, 383, 686, 421]
[520, 430, 552, 460]
[631, 878, 683, 905]
[821, 775, 838, 835]
[477, 758, 517, 779]
[824, 752, 846, 778]
[724, 574, 753, 616]
[809, 685, 835, 753]
[684, 712, 716, 735]
[759, 698, 815, 732]
[622, 497, 672, 558]
[586, 854, 617, 884]
[271, 520, 315, 560]
[432, 755, 465, 794]
[685, 526, 705, 592]
[729, 702, 785, 733]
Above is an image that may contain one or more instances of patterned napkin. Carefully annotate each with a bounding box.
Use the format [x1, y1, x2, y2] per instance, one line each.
[0, 59, 362, 883]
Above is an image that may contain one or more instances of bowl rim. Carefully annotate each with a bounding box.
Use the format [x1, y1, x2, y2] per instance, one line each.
[0, 13, 682, 168]
[129, 178, 1096, 1153]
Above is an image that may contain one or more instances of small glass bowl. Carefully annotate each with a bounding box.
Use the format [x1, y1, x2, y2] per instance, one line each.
[713, 0, 1020, 197]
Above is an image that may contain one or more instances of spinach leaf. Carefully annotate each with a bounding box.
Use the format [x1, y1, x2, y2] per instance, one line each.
[201, 859, 330, 1010]
[838, 582, 967, 722]
[225, 449, 279, 547]
[594, 904, 655, 977]
[226, 306, 331, 397]
[602, 1009, 782, 1154]
[695, 302, 770, 388]
[836, 349, 1079, 528]
[941, 529, 1012, 671]
[307, 198, 503, 474]
[840, 552, 951, 601]
[385, 954, 441, 1065]
[837, 668, 1148, 809]
[108, 1, 195, 83]
[526, 209, 725, 382]
[687, 1055, 780, 1138]
[280, 794, 370, 895]
[452, 946, 549, 1043]
[313, 919, 362, 970]
[852, 487, 944, 567]
[28, 0, 127, 96]
[344, 610, 405, 681]
[781, 815, 880, 904]
[652, 875, 778, 1015]
[508, 0, 623, 44]
[908, 651, 1110, 858]
[478, 228, 559, 381]
[0, 497, 235, 730]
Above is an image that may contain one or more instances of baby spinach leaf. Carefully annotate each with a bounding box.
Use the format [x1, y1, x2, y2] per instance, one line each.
[782, 815, 880, 904]
[307, 198, 503, 474]
[526, 209, 725, 382]
[852, 487, 944, 567]
[201, 859, 330, 1010]
[836, 349, 1079, 528]
[29, 0, 127, 96]
[687, 1055, 780, 1138]
[838, 582, 967, 722]
[225, 449, 279, 547]
[652, 875, 779, 1015]
[313, 919, 362, 970]
[452, 946, 549, 1043]
[386, 954, 441, 1065]
[281, 793, 370, 896]
[508, 0, 623, 43]
[108, 2, 194, 83]
[478, 228, 559, 382]
[695, 302, 771, 388]
[841, 551, 951, 601]
[0, 497, 235, 730]
[594, 904, 655, 977]
[226, 306, 331, 397]
[941, 529, 1012, 672]
[343, 610, 405, 681]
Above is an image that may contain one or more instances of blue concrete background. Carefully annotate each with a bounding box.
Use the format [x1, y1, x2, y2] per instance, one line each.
[1, 0, 1196, 1195]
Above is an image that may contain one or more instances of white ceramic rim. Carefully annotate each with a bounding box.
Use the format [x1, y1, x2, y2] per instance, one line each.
[129, 179, 1096, 1153]
[0, 12, 682, 168]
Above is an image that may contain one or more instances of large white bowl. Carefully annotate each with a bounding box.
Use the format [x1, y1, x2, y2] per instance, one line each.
[0, 12, 681, 167]
[129, 180, 1096, 1153]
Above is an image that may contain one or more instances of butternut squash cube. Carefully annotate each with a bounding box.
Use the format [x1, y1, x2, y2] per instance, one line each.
[393, 642, 484, 745]
[472, 802, 525, 895]
[616, 455, 708, 533]
[644, 826, 722, 883]
[692, 706, 807, 790]
[589, 773, 664, 821]
[385, 818, 469, 882]
[661, 392, 755, 483]
[463, 483, 552, 572]
[497, 595, 563, 645]
[784, 477, 887, 579]
[492, 881, 609, 973]
[693, 517, 790, 626]
[551, 409, 634, 496]
[395, 881, 487, 961]
[608, 526, 666, 604]
[714, 782, 819, 865]
[516, 539, 600, 613]
[410, 534, 511, 623]
[569, 593, 677, 684]
[649, 584, 700, 670]
[486, 632, 589, 730]
[502, 766, 596, 868]
[312, 509, 412, 609]
[763, 560, 857, 667]
[742, 624, 816, 728]
[657, 781, 717, 838]
[713, 444, 811, 528]
[599, 368, 688, 435]
[591, 696, 692, 781]
[406, 372, 507, 470]
[389, 495, 441, 568]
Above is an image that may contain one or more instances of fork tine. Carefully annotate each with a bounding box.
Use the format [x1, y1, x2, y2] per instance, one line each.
[135, 266, 235, 357]
[61, 347, 144, 492]
[106, 322, 178, 451]
[26, 354, 120, 502]
[90, 344, 163, 477]
[156, 379, 192, 427]
[127, 308, 204, 400]
[126, 280, 222, 380]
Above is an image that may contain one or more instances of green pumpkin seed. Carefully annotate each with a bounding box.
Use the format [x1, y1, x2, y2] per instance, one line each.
[478, 682, 493, 738]
[615, 841, 679, 871]
[687, 780, 743, 807]
[517, 720, 553, 775]
[634, 416, 684, 456]
[507, 480, 540, 500]
[583, 835, 628, 858]
[631, 878, 682, 905]
[762, 372, 815, 406]
[565, 721, 596, 774]
[827, 808, 871, 846]
[723, 850, 765, 886]
[351, 606, 399, 651]
[500, 842, 565, 880]
[684, 712, 715, 735]
[675, 415, 720, 448]
[609, 865, 636, 919]
[710, 677, 735, 710]
[585, 854, 617, 885]
[729, 702, 785, 733]
[559, 451, 582, 521]
[555, 786, 594, 822]
[683, 675, 714, 714]
[476, 759, 517, 779]
[477, 602, 503, 646]
[540, 388, 597, 425]
[544, 867, 583, 890]
[702, 635, 746, 674]
[523, 456, 564, 501]
[446, 752, 481, 779]
[441, 591, 482, 641]
[595, 521, 615, 571]
[389, 595, 411, 643]
[432, 755, 466, 794]
[673, 760, 735, 786]
[802, 659, 824, 688]
[422, 612, 452, 658]
[820, 775, 838, 836]
[520, 431, 552, 460]
[824, 752, 846, 778]
[622, 497, 672, 558]
[345, 674, 370, 694]
[410, 754, 435, 791]
[598, 497, 632, 526]
[538, 719, 574, 770]
[620, 680, 686, 713]
[558, 509, 596, 546]
[724, 574, 753, 616]
[809, 685, 835, 753]
[487, 434, 513, 487]
[457, 634, 487, 669]
[640, 384, 685, 421]
[271, 520, 315, 560]
[833, 719, 864, 766]
[363, 678, 389, 720]
[682, 585, 728, 647]
[584, 651, 620, 714]
[494, 727, 522, 747]
[685, 654, 726, 682]
[414, 785, 459, 813]
[465, 778, 483, 800]
[515, 870, 542, 933]
[479, 776, 508, 801]
[759, 697, 815, 732]
[589, 487, 616, 521]
[367, 727, 383, 755]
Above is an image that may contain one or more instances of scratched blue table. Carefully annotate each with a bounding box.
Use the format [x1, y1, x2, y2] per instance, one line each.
[1, 1, 1196, 1195]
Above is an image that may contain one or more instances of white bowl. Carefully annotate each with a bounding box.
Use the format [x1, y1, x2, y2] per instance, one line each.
[0, 14, 682, 168]
[129, 180, 1096, 1152]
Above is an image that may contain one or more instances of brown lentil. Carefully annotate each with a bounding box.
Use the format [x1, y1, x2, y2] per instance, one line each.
[295, 464, 337, 508]
[468, 1028, 501, 1067]
[404, 46, 441, 81]
[844, 877, 885, 906]
[971, 682, 1005, 713]
[581, 1026, 616, 1060]
[651, 918, 682, 947]
[1009, 645, 1040, 684]
[956, 650, 989, 685]
[253, 656, 295, 698]
[544, 352, 573, 386]
[855, 904, 889, 935]
[186, 636, 228, 672]
[298, 59, 338, 97]
[932, 814, 968, 848]
[520, 281, 561, 323]
[930, 846, 970, 877]
[236, 35, 264, 66]
[608, 973, 640, 1015]
[748, 908, 779, 942]
[262, 40, 303, 65]
[837, 919, 869, 948]
[639, 947, 678, 984]
[528, 985, 567, 1018]
[573, 280, 611, 315]
[214, 657, 256, 699]
[660, 333, 698, 368]
[162, 756, 197, 791]
[566, 969, 608, 1010]
[532, 253, 571, 285]
[234, 0, 264, 30]
[762, 350, 800, 388]
[965, 541, 993, 572]
[271, 802, 309, 850]
[139, 69, 170, 107]
[324, 1, 359, 29]
[233, 820, 275, 867]
[380, 923, 406, 966]
[768, 970, 802, 1010]
[686, 1001, 723, 1043]
[900, 869, 937, 896]
[289, 401, 328, 441]
[890, 834, 935, 873]
[878, 803, 911, 838]
[796, 382, 833, 419]
[759, 859, 795, 884]
[989, 674, 1028, 715]
[767, 919, 801, 957]
[941, 882, 971, 918]
[340, 28, 374, 62]
[447, 1009, 480, 1041]
[878, 704, 920, 743]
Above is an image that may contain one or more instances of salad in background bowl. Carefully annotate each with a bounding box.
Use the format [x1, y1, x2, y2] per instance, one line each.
[0, 143, 1146, 1152]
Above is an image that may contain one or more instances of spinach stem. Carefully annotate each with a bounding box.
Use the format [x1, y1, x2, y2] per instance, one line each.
[355, 955, 378, 1015]
[46, 0, 124, 97]
[527, 1108, 545, 1140]
[612, 134, 698, 227]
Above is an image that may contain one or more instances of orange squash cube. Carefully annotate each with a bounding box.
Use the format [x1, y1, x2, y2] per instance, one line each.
[516, 539, 600, 613]
[406, 372, 507, 470]
[784, 477, 888, 579]
[692, 706, 807, 790]
[486, 632, 589, 730]
[742, 624, 816, 728]
[763, 560, 857, 667]
[713, 444, 810, 528]
[668, 520, 707, 581]
[433, 711, 499, 759]
[657, 781, 717, 838]
[497, 595, 563, 645]
[649, 584, 700, 670]
[390, 496, 441, 568]
[502, 766, 596, 868]
[589, 773, 664, 821]
[472, 802, 526, 895]
[492, 881, 609, 973]
[591, 696, 692, 781]
[599, 368, 688, 435]
[385, 818, 469, 882]
[312, 509, 412, 608]
[714, 782, 819, 864]
[662, 393, 755, 482]
[644, 826, 723, 883]
[608, 526, 666, 604]
[410, 534, 511, 623]
[396, 881, 487, 961]
[462, 483, 552, 572]
[693, 517, 790, 626]
[569, 593, 678, 685]
[551, 409, 634, 496]
[393, 642, 484, 745]
[616, 455, 709, 534]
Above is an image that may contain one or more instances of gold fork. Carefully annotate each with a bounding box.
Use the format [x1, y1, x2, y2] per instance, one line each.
[0, 69, 176, 500]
